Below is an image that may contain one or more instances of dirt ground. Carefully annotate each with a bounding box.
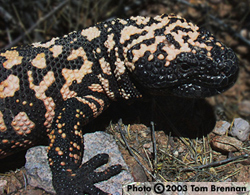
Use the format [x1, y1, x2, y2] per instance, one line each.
[0, 0, 250, 194]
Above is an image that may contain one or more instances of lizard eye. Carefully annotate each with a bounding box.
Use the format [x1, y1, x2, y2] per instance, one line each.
[180, 63, 191, 72]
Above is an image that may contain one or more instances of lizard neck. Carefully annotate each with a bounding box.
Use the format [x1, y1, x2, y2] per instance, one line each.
[94, 19, 143, 101]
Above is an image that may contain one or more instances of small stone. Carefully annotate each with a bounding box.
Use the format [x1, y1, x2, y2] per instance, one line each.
[178, 145, 185, 153]
[240, 29, 250, 39]
[143, 143, 152, 149]
[173, 150, 179, 157]
[130, 163, 147, 182]
[238, 100, 250, 116]
[139, 131, 148, 138]
[240, 29, 248, 38]
[230, 118, 250, 141]
[213, 121, 230, 135]
[210, 135, 243, 152]
[25, 147, 55, 194]
[143, 142, 153, 153]
[236, 45, 249, 55]
[0, 179, 7, 194]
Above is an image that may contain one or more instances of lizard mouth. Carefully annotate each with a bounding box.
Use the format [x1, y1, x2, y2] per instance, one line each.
[169, 70, 239, 98]
[170, 82, 231, 98]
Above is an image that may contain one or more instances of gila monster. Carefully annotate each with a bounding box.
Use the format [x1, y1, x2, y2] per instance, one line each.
[0, 14, 238, 194]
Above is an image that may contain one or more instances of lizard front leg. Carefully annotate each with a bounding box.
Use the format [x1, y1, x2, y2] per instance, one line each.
[47, 95, 122, 195]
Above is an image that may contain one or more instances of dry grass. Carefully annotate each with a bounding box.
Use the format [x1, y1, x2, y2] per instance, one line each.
[108, 118, 250, 183]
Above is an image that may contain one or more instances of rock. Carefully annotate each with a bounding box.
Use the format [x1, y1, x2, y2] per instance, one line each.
[213, 121, 231, 135]
[25, 132, 133, 194]
[0, 179, 7, 194]
[238, 100, 250, 116]
[25, 146, 54, 193]
[230, 118, 250, 141]
[236, 45, 249, 55]
[130, 163, 148, 182]
[240, 28, 250, 39]
[210, 135, 243, 153]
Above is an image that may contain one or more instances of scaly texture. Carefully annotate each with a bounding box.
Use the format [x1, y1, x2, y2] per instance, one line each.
[0, 14, 238, 194]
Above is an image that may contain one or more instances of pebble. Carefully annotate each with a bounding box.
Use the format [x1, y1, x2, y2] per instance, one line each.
[238, 100, 250, 116]
[212, 120, 231, 135]
[230, 118, 250, 141]
[210, 135, 243, 152]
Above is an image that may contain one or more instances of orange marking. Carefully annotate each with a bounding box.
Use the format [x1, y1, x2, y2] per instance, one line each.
[32, 37, 59, 48]
[114, 58, 126, 77]
[67, 47, 85, 61]
[57, 123, 62, 128]
[0, 111, 7, 132]
[104, 33, 115, 53]
[2, 139, 9, 144]
[130, 35, 166, 66]
[11, 112, 35, 135]
[31, 53, 47, 69]
[61, 47, 93, 100]
[96, 48, 101, 53]
[0, 75, 20, 98]
[49, 45, 63, 57]
[0, 50, 23, 69]
[121, 14, 213, 68]
[75, 95, 105, 118]
[158, 54, 165, 60]
[74, 130, 80, 136]
[28, 71, 56, 128]
[119, 88, 132, 100]
[81, 26, 100, 41]
[62, 133, 66, 139]
[130, 16, 150, 25]
[97, 74, 115, 99]
[99, 57, 112, 75]
[118, 18, 128, 25]
[75, 96, 99, 117]
[148, 54, 154, 61]
[88, 84, 104, 93]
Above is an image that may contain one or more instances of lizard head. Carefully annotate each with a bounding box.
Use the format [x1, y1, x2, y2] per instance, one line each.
[123, 14, 239, 98]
